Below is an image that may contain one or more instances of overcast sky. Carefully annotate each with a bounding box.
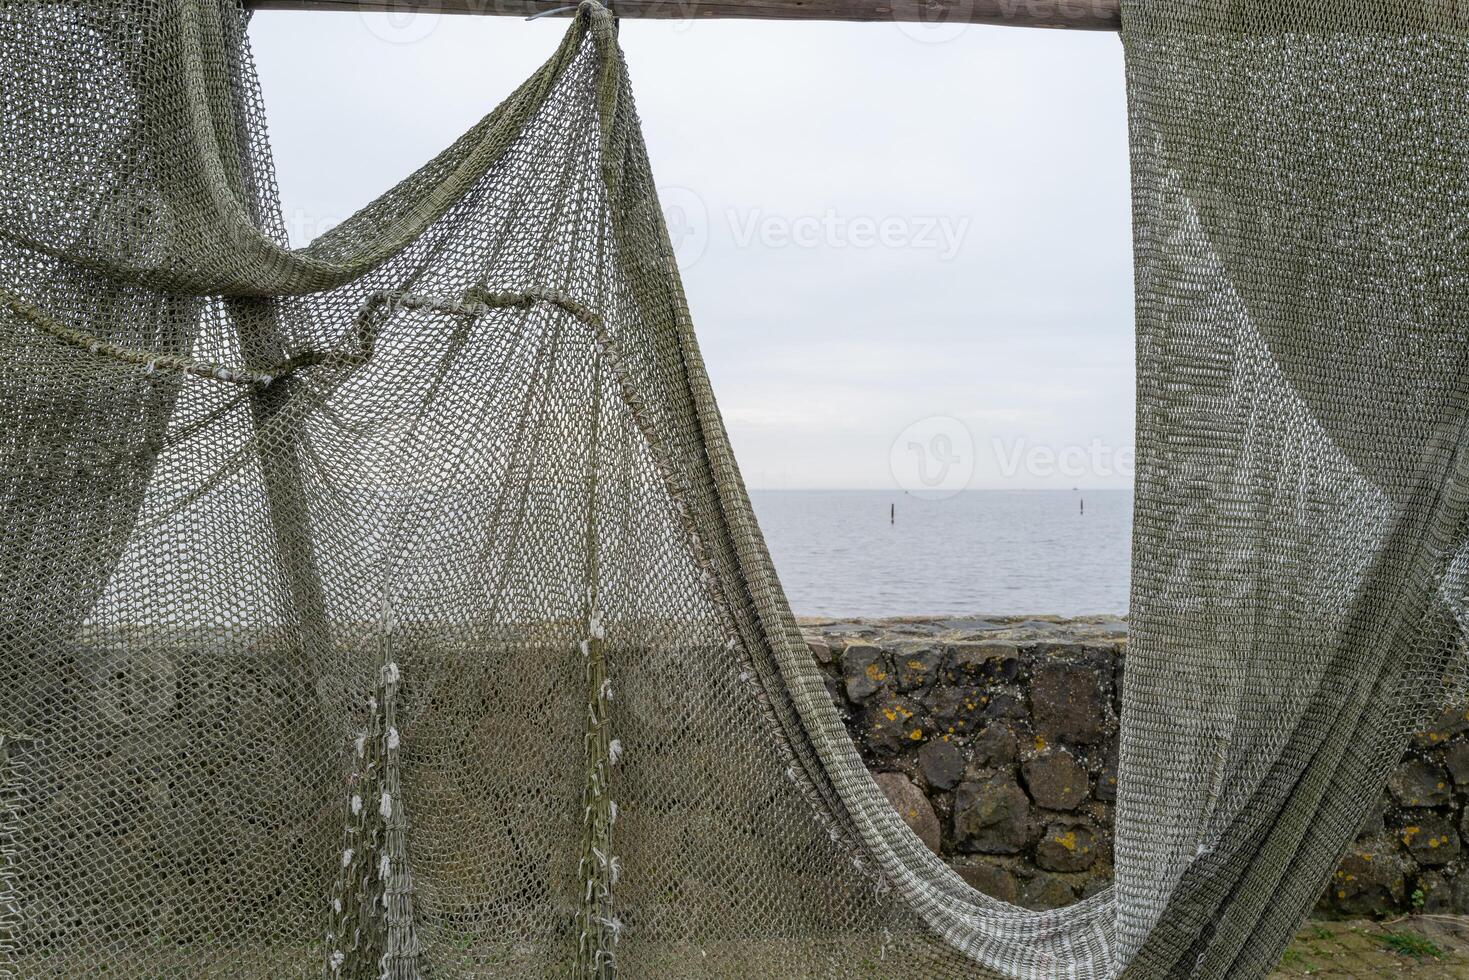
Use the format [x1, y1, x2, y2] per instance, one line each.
[248, 10, 1133, 491]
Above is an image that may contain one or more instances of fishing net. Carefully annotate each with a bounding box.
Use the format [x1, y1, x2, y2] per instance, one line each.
[0, 1, 1464, 977]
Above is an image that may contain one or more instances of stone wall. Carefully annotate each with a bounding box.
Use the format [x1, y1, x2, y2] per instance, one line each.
[800, 615, 1469, 916]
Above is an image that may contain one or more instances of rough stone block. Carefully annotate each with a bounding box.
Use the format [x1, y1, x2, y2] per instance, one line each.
[1398, 815, 1461, 867]
[951, 859, 1019, 903]
[860, 694, 930, 757]
[1356, 797, 1386, 840]
[875, 772, 942, 855]
[954, 774, 1030, 855]
[981, 688, 1029, 722]
[1036, 822, 1099, 873]
[918, 737, 965, 791]
[939, 616, 1003, 633]
[944, 641, 1023, 686]
[1444, 741, 1469, 787]
[1325, 842, 1408, 916]
[966, 724, 1019, 773]
[1455, 875, 1469, 915]
[1418, 871, 1456, 914]
[895, 645, 945, 693]
[929, 685, 989, 736]
[1412, 702, 1469, 749]
[1032, 661, 1105, 744]
[842, 643, 890, 703]
[1023, 751, 1090, 812]
[1388, 758, 1453, 808]
[1019, 871, 1076, 911]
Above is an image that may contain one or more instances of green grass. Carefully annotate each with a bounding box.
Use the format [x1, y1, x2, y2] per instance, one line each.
[1374, 930, 1444, 960]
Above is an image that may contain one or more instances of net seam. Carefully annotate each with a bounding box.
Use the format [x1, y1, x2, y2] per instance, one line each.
[0, 286, 603, 387]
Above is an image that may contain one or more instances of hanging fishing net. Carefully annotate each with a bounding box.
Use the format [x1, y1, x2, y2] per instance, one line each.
[0, 1, 1465, 977]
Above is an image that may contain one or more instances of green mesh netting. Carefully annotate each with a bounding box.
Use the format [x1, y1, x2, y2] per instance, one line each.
[0, 1, 1465, 977]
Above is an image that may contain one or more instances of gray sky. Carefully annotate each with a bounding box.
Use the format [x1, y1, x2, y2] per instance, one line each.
[249, 11, 1133, 491]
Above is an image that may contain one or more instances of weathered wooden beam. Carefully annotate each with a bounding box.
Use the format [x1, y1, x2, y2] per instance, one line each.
[244, 0, 1121, 30]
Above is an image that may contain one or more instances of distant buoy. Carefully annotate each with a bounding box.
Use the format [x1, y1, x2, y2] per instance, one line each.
[890, 502, 895, 525]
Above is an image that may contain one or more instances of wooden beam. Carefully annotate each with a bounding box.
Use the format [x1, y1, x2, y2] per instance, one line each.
[244, 0, 1121, 30]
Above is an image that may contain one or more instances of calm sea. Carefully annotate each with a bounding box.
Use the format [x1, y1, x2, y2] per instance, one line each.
[748, 489, 1132, 618]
